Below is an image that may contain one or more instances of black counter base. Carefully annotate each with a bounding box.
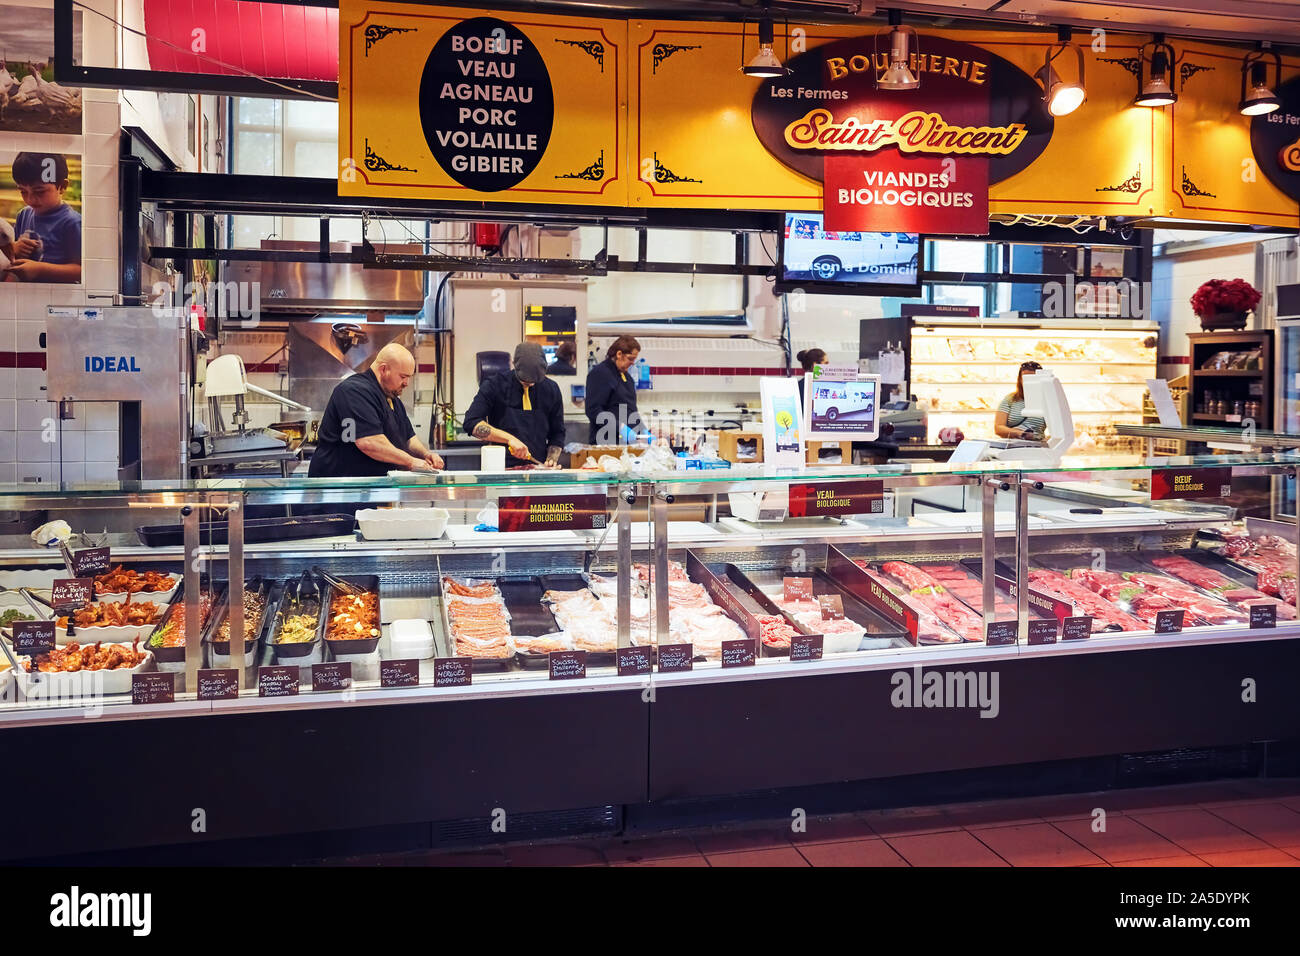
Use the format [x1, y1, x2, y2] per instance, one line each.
[4, 637, 1299, 863]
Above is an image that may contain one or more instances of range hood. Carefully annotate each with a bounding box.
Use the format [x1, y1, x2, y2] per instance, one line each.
[227, 240, 426, 314]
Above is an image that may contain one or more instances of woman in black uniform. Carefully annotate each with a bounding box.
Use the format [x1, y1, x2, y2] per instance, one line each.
[584, 334, 645, 445]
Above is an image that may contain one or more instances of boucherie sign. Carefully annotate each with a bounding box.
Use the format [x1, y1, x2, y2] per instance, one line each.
[752, 34, 1053, 234]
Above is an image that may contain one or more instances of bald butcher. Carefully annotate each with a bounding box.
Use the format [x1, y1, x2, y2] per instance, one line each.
[308, 343, 445, 477]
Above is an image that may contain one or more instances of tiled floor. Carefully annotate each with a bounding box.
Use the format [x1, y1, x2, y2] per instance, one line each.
[325, 777, 1300, 867]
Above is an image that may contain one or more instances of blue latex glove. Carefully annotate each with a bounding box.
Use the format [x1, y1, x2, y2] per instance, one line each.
[620, 425, 640, 443]
[472, 523, 498, 532]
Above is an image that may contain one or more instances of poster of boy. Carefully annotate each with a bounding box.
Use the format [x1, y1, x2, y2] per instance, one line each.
[0, 150, 82, 283]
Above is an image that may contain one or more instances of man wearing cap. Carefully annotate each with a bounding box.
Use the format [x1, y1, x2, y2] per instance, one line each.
[463, 342, 565, 469]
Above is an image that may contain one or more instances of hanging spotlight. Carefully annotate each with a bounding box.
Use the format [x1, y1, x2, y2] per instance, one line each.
[1134, 35, 1177, 107]
[1037, 26, 1086, 116]
[1240, 44, 1282, 116]
[877, 8, 919, 91]
[742, 2, 789, 78]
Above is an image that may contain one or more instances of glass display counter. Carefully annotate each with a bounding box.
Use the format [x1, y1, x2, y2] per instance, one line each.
[1, 454, 1297, 725]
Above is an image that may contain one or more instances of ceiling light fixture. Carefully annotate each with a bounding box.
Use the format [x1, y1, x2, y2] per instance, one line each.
[741, 1, 790, 78]
[876, 8, 919, 91]
[1134, 35, 1177, 107]
[1037, 25, 1086, 116]
[1240, 44, 1282, 116]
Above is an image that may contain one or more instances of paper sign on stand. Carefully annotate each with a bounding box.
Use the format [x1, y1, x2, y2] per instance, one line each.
[759, 377, 805, 469]
[1145, 379, 1182, 427]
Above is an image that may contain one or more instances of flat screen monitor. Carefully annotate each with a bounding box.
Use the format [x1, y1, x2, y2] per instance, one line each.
[776, 213, 923, 296]
[803, 374, 881, 441]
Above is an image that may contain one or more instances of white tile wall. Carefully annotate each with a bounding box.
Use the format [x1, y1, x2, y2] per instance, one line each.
[17, 400, 51, 431]
[18, 463, 55, 484]
[0, 0, 124, 482]
[17, 430, 53, 462]
[57, 430, 86, 461]
[59, 462, 85, 483]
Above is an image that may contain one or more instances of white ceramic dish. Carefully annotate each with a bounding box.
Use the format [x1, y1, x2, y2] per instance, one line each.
[20, 647, 156, 695]
[96, 577, 181, 605]
[356, 507, 450, 541]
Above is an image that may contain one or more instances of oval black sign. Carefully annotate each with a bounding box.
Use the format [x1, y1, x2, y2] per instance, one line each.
[751, 33, 1053, 186]
[1251, 74, 1300, 203]
[418, 17, 554, 191]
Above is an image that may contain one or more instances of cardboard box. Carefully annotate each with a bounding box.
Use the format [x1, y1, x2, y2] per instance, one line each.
[717, 429, 764, 463]
[807, 440, 852, 465]
[566, 444, 650, 468]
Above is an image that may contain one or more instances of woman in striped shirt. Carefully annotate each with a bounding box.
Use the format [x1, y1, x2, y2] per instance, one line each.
[995, 360, 1048, 441]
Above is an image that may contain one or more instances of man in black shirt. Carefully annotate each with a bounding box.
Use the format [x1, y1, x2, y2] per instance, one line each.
[308, 343, 444, 478]
[464, 342, 565, 468]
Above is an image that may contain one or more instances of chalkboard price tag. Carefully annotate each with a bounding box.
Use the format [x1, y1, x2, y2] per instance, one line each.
[548, 650, 587, 680]
[1155, 609, 1185, 634]
[132, 671, 175, 705]
[657, 642, 693, 672]
[12, 620, 56, 656]
[51, 578, 93, 611]
[616, 645, 652, 676]
[71, 547, 111, 577]
[1062, 616, 1093, 641]
[197, 668, 239, 700]
[1027, 620, 1058, 645]
[986, 620, 1019, 646]
[783, 577, 813, 603]
[312, 661, 352, 692]
[1250, 604, 1276, 629]
[789, 634, 824, 662]
[258, 665, 300, 697]
[380, 659, 420, 688]
[721, 639, 756, 668]
[433, 657, 472, 687]
[818, 594, 845, 620]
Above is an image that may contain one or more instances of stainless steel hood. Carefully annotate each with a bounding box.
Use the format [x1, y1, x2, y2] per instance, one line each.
[287, 319, 417, 419]
[228, 240, 425, 314]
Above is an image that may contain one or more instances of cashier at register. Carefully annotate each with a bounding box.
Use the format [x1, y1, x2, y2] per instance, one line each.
[464, 342, 565, 468]
[308, 343, 445, 477]
[994, 360, 1048, 442]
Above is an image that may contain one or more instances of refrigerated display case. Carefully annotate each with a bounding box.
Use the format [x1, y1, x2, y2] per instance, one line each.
[911, 322, 1158, 454]
[2, 455, 1299, 859]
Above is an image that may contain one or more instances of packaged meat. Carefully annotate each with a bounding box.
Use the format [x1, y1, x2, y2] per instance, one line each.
[859, 566, 963, 644]
[878, 561, 985, 642]
[513, 632, 574, 655]
[1027, 569, 1145, 632]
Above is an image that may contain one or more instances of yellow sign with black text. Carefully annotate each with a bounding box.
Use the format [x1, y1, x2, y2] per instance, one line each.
[340, 4, 1300, 227]
[339, 1, 626, 204]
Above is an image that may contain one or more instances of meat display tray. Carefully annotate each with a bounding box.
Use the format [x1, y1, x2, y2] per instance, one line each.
[135, 514, 356, 548]
[270, 585, 323, 662]
[321, 574, 382, 656]
[537, 573, 618, 666]
[740, 567, 909, 646]
[202, 579, 280, 658]
[436, 577, 514, 672]
[499, 577, 565, 669]
[706, 563, 822, 659]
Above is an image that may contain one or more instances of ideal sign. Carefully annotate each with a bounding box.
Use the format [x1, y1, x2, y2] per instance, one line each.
[752, 34, 1053, 235]
[83, 356, 143, 372]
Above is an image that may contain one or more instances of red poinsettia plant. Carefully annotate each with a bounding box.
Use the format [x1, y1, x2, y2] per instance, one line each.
[1191, 278, 1261, 317]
